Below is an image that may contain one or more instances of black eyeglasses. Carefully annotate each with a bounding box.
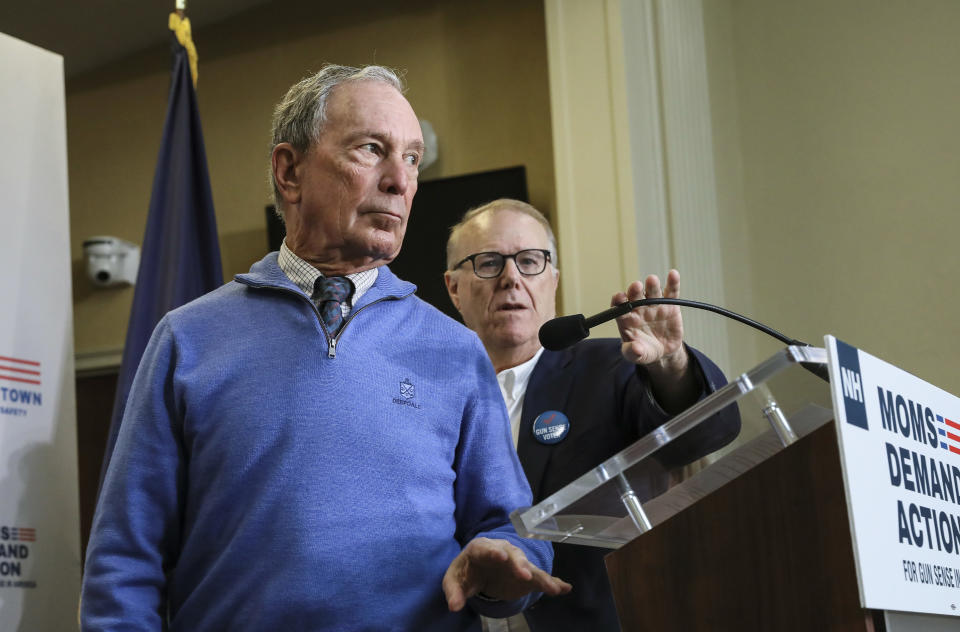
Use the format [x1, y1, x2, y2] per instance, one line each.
[453, 249, 552, 279]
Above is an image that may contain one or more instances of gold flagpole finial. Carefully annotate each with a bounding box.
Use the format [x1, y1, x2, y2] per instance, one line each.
[169, 0, 198, 88]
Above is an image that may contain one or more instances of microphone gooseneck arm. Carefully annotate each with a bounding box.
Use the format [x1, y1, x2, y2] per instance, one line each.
[538, 297, 829, 382]
[539, 298, 808, 351]
[627, 298, 805, 346]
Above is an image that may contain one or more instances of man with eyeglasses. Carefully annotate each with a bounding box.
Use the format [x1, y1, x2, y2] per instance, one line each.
[444, 198, 741, 632]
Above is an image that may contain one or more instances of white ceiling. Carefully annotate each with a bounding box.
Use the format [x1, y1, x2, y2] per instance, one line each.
[0, 0, 272, 77]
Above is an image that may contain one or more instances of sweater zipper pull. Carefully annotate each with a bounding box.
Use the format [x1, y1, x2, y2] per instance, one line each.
[328, 336, 337, 358]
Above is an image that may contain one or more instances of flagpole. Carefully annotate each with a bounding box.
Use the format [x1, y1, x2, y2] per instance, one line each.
[169, 0, 198, 87]
[98, 3, 221, 491]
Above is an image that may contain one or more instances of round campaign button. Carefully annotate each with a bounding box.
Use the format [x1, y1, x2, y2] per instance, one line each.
[532, 411, 570, 445]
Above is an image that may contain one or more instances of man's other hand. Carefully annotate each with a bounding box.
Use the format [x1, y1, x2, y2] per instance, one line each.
[612, 269, 687, 372]
[442, 537, 571, 612]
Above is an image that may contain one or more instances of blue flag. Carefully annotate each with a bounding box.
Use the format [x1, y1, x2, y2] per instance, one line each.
[98, 36, 222, 489]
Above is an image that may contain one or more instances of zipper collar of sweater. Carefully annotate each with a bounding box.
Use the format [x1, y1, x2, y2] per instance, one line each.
[234, 252, 416, 309]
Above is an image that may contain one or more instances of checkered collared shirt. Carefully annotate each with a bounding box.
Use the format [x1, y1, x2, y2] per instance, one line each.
[277, 241, 378, 319]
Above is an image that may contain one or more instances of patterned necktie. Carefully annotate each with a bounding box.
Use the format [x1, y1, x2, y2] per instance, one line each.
[313, 275, 354, 335]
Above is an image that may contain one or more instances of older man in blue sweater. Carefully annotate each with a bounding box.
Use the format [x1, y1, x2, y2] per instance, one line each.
[80, 65, 568, 631]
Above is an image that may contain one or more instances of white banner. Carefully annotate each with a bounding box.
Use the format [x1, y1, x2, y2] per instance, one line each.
[828, 335, 960, 617]
[0, 32, 82, 627]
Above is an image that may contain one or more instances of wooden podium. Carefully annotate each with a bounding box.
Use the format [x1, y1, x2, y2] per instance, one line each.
[605, 419, 881, 631]
[510, 346, 890, 631]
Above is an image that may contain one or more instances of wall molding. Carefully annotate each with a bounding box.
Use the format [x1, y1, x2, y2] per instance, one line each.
[544, 0, 638, 337]
[75, 347, 122, 376]
[649, 0, 730, 372]
[545, 0, 731, 373]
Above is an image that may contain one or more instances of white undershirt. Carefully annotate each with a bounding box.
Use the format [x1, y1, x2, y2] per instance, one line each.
[495, 347, 545, 449]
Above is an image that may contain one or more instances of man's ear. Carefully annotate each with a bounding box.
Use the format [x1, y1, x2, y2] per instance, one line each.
[272, 143, 302, 207]
[443, 271, 462, 311]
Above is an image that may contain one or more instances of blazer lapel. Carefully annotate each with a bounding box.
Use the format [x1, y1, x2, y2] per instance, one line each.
[517, 347, 576, 500]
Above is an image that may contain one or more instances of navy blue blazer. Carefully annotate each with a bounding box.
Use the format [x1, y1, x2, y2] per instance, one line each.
[516, 339, 741, 631]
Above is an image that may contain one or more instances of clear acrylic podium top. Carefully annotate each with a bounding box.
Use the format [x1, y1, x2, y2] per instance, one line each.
[510, 345, 835, 549]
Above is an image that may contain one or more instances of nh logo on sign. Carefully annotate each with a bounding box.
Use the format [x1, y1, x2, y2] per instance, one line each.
[836, 339, 869, 430]
[840, 367, 863, 402]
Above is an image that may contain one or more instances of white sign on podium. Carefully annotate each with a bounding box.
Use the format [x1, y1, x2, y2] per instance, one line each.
[828, 335, 960, 617]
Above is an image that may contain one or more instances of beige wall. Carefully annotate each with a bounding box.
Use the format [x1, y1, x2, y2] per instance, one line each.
[71, 0, 959, 394]
[68, 0, 554, 358]
[702, 0, 757, 378]
[703, 0, 960, 392]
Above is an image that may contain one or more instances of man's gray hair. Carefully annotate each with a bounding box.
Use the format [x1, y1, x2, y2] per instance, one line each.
[446, 199, 558, 271]
[269, 64, 406, 218]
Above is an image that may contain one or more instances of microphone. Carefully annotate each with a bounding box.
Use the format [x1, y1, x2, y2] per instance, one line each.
[538, 298, 830, 382]
[539, 304, 634, 351]
[537, 314, 590, 351]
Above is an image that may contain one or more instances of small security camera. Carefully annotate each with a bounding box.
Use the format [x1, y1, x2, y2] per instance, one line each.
[82, 236, 140, 288]
[418, 119, 439, 171]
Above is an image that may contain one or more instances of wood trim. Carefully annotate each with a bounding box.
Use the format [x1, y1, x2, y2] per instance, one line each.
[74, 347, 122, 376]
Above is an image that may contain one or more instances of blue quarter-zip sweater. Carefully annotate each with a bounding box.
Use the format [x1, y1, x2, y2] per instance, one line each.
[81, 253, 552, 631]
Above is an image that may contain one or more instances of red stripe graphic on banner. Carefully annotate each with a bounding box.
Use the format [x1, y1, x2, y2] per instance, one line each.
[951, 445, 960, 456]
[947, 431, 960, 443]
[14, 528, 36, 541]
[944, 418, 960, 432]
[0, 365, 41, 376]
[0, 355, 42, 386]
[0, 375, 41, 385]
[0, 355, 40, 366]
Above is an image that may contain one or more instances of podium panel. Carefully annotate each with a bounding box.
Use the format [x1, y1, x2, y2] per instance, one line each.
[605, 421, 879, 631]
